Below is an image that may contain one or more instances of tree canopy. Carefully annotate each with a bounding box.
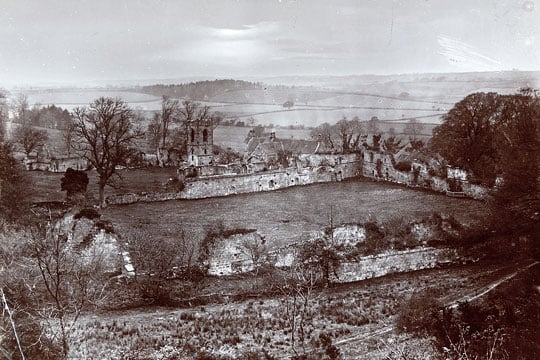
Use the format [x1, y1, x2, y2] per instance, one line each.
[13, 124, 49, 158]
[431, 90, 539, 241]
[310, 117, 365, 153]
[431, 92, 501, 185]
[72, 97, 143, 207]
[0, 142, 31, 223]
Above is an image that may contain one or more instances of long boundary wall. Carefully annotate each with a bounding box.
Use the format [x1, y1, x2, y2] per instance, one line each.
[106, 156, 362, 205]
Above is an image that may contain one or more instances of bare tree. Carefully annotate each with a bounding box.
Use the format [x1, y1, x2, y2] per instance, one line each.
[129, 226, 199, 304]
[180, 100, 211, 125]
[403, 118, 425, 140]
[277, 265, 319, 357]
[383, 135, 404, 154]
[334, 117, 364, 153]
[0, 226, 46, 360]
[148, 96, 182, 166]
[13, 124, 48, 158]
[71, 97, 143, 207]
[311, 122, 337, 151]
[240, 234, 267, 275]
[13, 94, 29, 125]
[29, 224, 110, 359]
[61, 117, 76, 158]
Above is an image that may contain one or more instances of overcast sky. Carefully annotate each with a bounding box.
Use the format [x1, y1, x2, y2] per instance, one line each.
[1, 0, 539, 86]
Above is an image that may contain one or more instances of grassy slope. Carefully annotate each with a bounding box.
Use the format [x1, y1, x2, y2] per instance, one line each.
[70, 261, 521, 359]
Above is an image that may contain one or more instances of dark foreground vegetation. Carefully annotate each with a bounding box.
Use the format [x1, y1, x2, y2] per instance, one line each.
[397, 263, 540, 360]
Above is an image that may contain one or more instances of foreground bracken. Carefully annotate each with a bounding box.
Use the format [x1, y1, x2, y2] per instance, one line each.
[68, 259, 531, 359]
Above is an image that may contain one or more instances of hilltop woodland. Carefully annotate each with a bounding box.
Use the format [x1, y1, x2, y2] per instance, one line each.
[0, 87, 538, 359]
[140, 79, 265, 100]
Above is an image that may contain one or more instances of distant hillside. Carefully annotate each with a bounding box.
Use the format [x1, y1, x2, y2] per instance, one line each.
[139, 79, 267, 101]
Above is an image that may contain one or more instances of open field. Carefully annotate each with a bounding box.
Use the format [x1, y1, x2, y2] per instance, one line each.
[27, 169, 487, 248]
[70, 260, 531, 359]
[102, 178, 487, 249]
[14, 88, 162, 111]
[12, 71, 539, 129]
[26, 167, 179, 203]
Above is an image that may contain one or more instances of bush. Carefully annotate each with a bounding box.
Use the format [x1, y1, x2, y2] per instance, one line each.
[361, 222, 388, 255]
[165, 177, 185, 192]
[74, 208, 101, 220]
[95, 219, 115, 233]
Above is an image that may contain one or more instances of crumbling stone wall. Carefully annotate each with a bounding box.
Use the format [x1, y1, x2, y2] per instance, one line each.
[106, 158, 362, 205]
[362, 153, 488, 200]
[206, 232, 264, 276]
[55, 213, 124, 276]
[331, 247, 457, 283]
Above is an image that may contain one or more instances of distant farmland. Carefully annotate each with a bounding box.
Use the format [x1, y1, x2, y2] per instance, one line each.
[14, 71, 539, 131]
[19, 88, 446, 128]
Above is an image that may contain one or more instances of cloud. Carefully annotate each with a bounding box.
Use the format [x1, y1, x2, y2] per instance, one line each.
[147, 22, 282, 71]
[200, 21, 280, 40]
[437, 35, 502, 71]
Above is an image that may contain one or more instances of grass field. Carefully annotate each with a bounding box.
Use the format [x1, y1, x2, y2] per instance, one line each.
[214, 125, 312, 151]
[27, 169, 487, 249]
[27, 167, 179, 203]
[102, 178, 487, 249]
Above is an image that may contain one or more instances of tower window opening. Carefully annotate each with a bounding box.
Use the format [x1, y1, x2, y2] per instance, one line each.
[203, 129, 208, 143]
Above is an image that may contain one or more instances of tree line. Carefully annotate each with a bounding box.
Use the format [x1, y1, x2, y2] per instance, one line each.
[309, 116, 425, 153]
[431, 88, 539, 240]
[140, 79, 264, 100]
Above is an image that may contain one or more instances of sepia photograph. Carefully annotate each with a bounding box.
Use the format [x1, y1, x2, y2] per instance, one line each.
[0, 0, 539, 359]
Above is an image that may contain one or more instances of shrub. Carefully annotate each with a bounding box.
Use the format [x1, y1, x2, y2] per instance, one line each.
[239, 350, 277, 360]
[61, 168, 89, 200]
[381, 216, 412, 239]
[95, 219, 115, 233]
[362, 222, 387, 255]
[165, 177, 185, 192]
[74, 208, 100, 220]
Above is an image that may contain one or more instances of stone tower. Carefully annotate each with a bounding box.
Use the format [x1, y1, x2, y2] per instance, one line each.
[186, 117, 213, 166]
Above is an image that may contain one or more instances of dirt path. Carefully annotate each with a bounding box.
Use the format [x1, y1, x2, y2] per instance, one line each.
[334, 260, 539, 359]
[445, 260, 539, 309]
